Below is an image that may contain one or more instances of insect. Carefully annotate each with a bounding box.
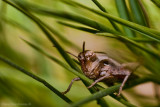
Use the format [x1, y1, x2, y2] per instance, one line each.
[62, 42, 139, 96]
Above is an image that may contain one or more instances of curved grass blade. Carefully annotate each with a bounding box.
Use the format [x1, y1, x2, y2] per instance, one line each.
[69, 84, 134, 107]
[70, 75, 160, 107]
[11, 0, 121, 35]
[137, 0, 151, 27]
[129, 0, 147, 26]
[115, 0, 134, 37]
[6, 2, 80, 51]
[2, 0, 80, 72]
[0, 55, 72, 103]
[151, 0, 160, 8]
[62, 0, 160, 41]
[58, 21, 100, 33]
[96, 33, 160, 59]
[91, 0, 121, 32]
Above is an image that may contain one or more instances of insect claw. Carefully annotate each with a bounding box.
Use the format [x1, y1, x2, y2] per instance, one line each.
[61, 91, 67, 95]
[116, 92, 121, 96]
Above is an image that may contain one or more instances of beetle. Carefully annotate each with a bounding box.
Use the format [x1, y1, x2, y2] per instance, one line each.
[62, 42, 139, 96]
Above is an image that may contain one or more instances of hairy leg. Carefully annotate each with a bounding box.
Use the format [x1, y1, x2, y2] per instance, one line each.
[62, 77, 80, 95]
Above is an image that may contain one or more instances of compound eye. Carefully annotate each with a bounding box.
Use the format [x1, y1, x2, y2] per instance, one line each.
[104, 61, 109, 65]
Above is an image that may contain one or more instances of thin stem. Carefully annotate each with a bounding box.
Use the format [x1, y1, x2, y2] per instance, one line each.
[91, 0, 121, 32]
[0, 56, 72, 103]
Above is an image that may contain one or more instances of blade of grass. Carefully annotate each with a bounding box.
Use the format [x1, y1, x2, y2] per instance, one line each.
[115, 0, 134, 37]
[58, 22, 158, 43]
[11, 0, 121, 35]
[2, 0, 80, 72]
[70, 75, 160, 107]
[96, 33, 160, 59]
[38, 20, 81, 51]
[69, 84, 133, 107]
[0, 55, 72, 103]
[151, 0, 160, 8]
[91, 0, 121, 32]
[138, 0, 151, 27]
[9, 1, 80, 51]
[58, 21, 100, 33]
[62, 0, 160, 41]
[129, 0, 147, 26]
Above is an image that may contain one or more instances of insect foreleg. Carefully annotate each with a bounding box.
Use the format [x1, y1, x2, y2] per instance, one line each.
[87, 73, 110, 89]
[62, 77, 80, 95]
[117, 73, 131, 96]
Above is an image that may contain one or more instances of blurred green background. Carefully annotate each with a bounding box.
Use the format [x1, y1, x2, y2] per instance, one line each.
[0, 0, 160, 107]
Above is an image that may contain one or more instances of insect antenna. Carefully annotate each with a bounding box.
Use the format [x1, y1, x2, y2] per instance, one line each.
[66, 51, 78, 59]
[83, 41, 85, 53]
[52, 45, 78, 59]
[82, 41, 86, 60]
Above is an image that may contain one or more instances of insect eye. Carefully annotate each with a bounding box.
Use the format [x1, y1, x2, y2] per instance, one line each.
[104, 61, 109, 65]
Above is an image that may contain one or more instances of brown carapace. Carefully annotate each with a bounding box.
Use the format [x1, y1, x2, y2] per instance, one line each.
[62, 42, 139, 96]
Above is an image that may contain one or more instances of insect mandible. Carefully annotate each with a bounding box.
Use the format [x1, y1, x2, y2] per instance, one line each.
[62, 42, 139, 96]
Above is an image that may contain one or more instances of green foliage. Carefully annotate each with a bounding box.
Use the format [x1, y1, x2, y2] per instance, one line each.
[0, 0, 160, 107]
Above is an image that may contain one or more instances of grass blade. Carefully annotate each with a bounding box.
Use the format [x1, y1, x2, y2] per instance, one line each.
[129, 0, 147, 26]
[62, 0, 160, 42]
[97, 33, 160, 58]
[69, 84, 135, 107]
[2, 0, 80, 72]
[0, 55, 72, 103]
[151, 0, 160, 8]
[12, 0, 121, 35]
[58, 21, 99, 33]
[91, 0, 121, 32]
[115, 0, 134, 37]
[70, 75, 160, 107]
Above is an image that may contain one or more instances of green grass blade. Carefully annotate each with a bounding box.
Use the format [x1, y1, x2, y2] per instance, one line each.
[0, 55, 72, 103]
[137, 0, 151, 27]
[12, 0, 80, 51]
[91, 0, 121, 32]
[58, 21, 99, 33]
[115, 0, 134, 37]
[62, 0, 160, 42]
[69, 84, 135, 107]
[39, 21, 81, 51]
[92, 0, 106, 12]
[3, 0, 80, 71]
[97, 33, 160, 58]
[12, 0, 121, 35]
[129, 0, 147, 26]
[151, 0, 160, 8]
[70, 75, 160, 107]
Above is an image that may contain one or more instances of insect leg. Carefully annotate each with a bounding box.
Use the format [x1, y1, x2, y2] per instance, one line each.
[62, 77, 80, 95]
[117, 74, 130, 96]
[88, 73, 110, 89]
